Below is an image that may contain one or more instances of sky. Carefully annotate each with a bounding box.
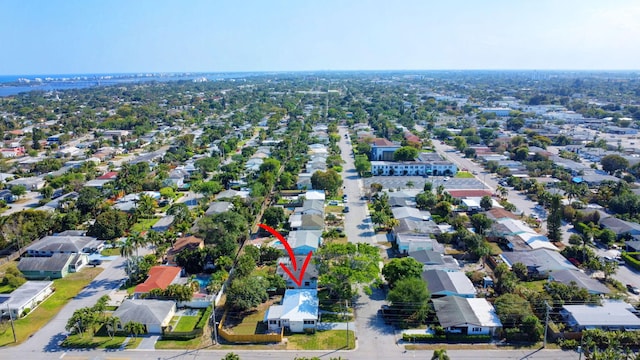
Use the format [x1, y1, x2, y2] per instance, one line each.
[1, 0, 639, 75]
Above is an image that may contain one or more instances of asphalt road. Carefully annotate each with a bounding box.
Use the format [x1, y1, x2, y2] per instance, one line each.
[338, 127, 376, 245]
[12, 245, 152, 355]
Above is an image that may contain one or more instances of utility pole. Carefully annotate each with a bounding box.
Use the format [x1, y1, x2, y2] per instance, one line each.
[212, 296, 218, 344]
[543, 300, 551, 348]
[7, 303, 16, 343]
[345, 299, 349, 349]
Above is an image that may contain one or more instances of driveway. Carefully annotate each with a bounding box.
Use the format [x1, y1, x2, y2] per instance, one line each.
[15, 245, 152, 354]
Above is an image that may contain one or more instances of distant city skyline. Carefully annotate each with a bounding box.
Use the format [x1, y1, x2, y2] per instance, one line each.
[1, 0, 639, 75]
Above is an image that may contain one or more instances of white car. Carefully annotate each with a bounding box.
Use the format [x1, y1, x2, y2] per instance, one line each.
[443, 176, 450, 181]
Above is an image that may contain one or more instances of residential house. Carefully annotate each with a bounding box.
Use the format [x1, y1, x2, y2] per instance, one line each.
[265, 289, 319, 333]
[299, 214, 324, 231]
[152, 215, 175, 232]
[164, 169, 189, 189]
[83, 179, 114, 189]
[112, 299, 176, 334]
[560, 300, 640, 331]
[216, 189, 250, 200]
[7, 176, 46, 191]
[489, 218, 557, 251]
[0, 281, 54, 319]
[298, 199, 324, 216]
[296, 173, 313, 190]
[370, 160, 457, 176]
[0, 190, 17, 203]
[205, 201, 234, 216]
[134, 266, 182, 296]
[409, 250, 459, 271]
[395, 233, 443, 254]
[549, 269, 610, 295]
[387, 190, 420, 207]
[391, 207, 431, 222]
[276, 256, 319, 289]
[276, 230, 322, 255]
[500, 248, 577, 277]
[432, 296, 502, 336]
[422, 270, 476, 298]
[304, 190, 325, 201]
[18, 253, 88, 279]
[599, 216, 640, 239]
[166, 236, 204, 266]
[25, 235, 102, 257]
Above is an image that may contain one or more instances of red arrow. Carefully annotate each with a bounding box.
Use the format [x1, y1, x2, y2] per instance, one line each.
[279, 251, 313, 287]
[258, 223, 313, 287]
[259, 223, 297, 270]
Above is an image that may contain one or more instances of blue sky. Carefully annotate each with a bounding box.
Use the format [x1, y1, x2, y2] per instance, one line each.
[1, 0, 639, 75]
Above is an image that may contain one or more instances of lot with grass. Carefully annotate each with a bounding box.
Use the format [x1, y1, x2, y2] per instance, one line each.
[286, 330, 355, 350]
[100, 247, 121, 256]
[131, 217, 160, 232]
[62, 334, 142, 349]
[155, 337, 203, 350]
[224, 296, 281, 335]
[520, 279, 546, 292]
[0, 266, 103, 346]
[455, 171, 475, 178]
[174, 315, 200, 332]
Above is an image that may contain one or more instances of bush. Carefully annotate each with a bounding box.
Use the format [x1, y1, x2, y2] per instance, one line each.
[557, 338, 579, 350]
[196, 306, 212, 329]
[22, 308, 30, 316]
[402, 333, 491, 343]
[622, 252, 640, 271]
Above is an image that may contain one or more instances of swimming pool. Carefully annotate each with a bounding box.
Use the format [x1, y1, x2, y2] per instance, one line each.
[194, 274, 211, 289]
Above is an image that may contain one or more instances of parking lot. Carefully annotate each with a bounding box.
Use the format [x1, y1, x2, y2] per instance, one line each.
[363, 176, 487, 191]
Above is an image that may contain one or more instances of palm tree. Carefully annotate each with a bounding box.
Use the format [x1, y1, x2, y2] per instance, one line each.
[128, 232, 145, 258]
[123, 321, 145, 337]
[120, 240, 135, 277]
[432, 349, 450, 360]
[105, 316, 120, 339]
[496, 185, 508, 199]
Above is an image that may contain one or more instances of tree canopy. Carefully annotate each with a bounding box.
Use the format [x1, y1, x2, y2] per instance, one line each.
[382, 257, 423, 288]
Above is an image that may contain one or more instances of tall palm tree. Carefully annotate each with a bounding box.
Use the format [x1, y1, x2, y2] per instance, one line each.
[120, 240, 135, 277]
[128, 232, 145, 258]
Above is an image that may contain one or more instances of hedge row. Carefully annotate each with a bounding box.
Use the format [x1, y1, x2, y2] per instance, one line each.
[196, 306, 213, 329]
[621, 252, 640, 271]
[402, 333, 491, 343]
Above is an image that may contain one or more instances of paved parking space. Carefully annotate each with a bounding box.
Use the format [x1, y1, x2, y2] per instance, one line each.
[363, 176, 485, 191]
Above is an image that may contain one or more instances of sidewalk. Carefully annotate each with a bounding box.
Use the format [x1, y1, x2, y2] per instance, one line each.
[317, 321, 356, 331]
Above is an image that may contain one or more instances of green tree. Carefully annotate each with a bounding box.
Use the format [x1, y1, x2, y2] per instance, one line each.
[310, 169, 343, 197]
[480, 196, 493, 210]
[159, 187, 176, 200]
[76, 187, 104, 216]
[393, 146, 419, 161]
[226, 276, 268, 311]
[123, 321, 145, 337]
[262, 206, 285, 228]
[387, 277, 430, 325]
[547, 194, 562, 242]
[601, 154, 629, 175]
[234, 254, 257, 278]
[40, 186, 53, 199]
[416, 191, 437, 210]
[222, 353, 241, 360]
[382, 257, 423, 288]
[521, 315, 544, 342]
[10, 185, 26, 198]
[431, 349, 450, 360]
[470, 213, 493, 235]
[494, 293, 533, 327]
[354, 154, 371, 176]
[511, 262, 528, 281]
[88, 209, 130, 240]
[453, 136, 467, 151]
[135, 193, 156, 219]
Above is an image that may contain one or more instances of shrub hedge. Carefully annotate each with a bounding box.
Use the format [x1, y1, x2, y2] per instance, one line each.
[402, 333, 491, 343]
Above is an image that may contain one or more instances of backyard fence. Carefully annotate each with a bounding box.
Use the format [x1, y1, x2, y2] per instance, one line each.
[217, 310, 283, 343]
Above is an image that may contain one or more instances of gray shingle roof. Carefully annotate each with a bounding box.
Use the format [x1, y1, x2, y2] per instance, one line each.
[421, 270, 475, 296]
[551, 269, 610, 295]
[18, 253, 73, 272]
[112, 299, 175, 326]
[3, 281, 53, 308]
[432, 296, 501, 328]
[26, 235, 99, 253]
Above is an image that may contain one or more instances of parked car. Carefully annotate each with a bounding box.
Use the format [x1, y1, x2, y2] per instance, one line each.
[343, 206, 350, 213]
[443, 176, 450, 181]
[627, 284, 640, 295]
[88, 259, 103, 267]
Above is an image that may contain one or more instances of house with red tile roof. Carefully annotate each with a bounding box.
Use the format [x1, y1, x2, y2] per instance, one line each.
[96, 171, 118, 180]
[134, 266, 182, 296]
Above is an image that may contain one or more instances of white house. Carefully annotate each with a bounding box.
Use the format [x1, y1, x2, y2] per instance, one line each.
[112, 299, 176, 334]
[422, 270, 476, 298]
[432, 296, 502, 336]
[265, 289, 319, 333]
[0, 281, 54, 319]
[371, 161, 457, 177]
[561, 300, 640, 331]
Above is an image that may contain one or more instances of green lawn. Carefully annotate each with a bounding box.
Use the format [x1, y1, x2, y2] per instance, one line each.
[325, 205, 344, 213]
[487, 242, 502, 255]
[520, 279, 546, 292]
[455, 171, 475, 178]
[131, 217, 160, 232]
[100, 247, 120, 256]
[0, 267, 103, 346]
[0, 283, 16, 294]
[286, 330, 355, 350]
[155, 337, 203, 349]
[174, 316, 200, 332]
[61, 334, 142, 349]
